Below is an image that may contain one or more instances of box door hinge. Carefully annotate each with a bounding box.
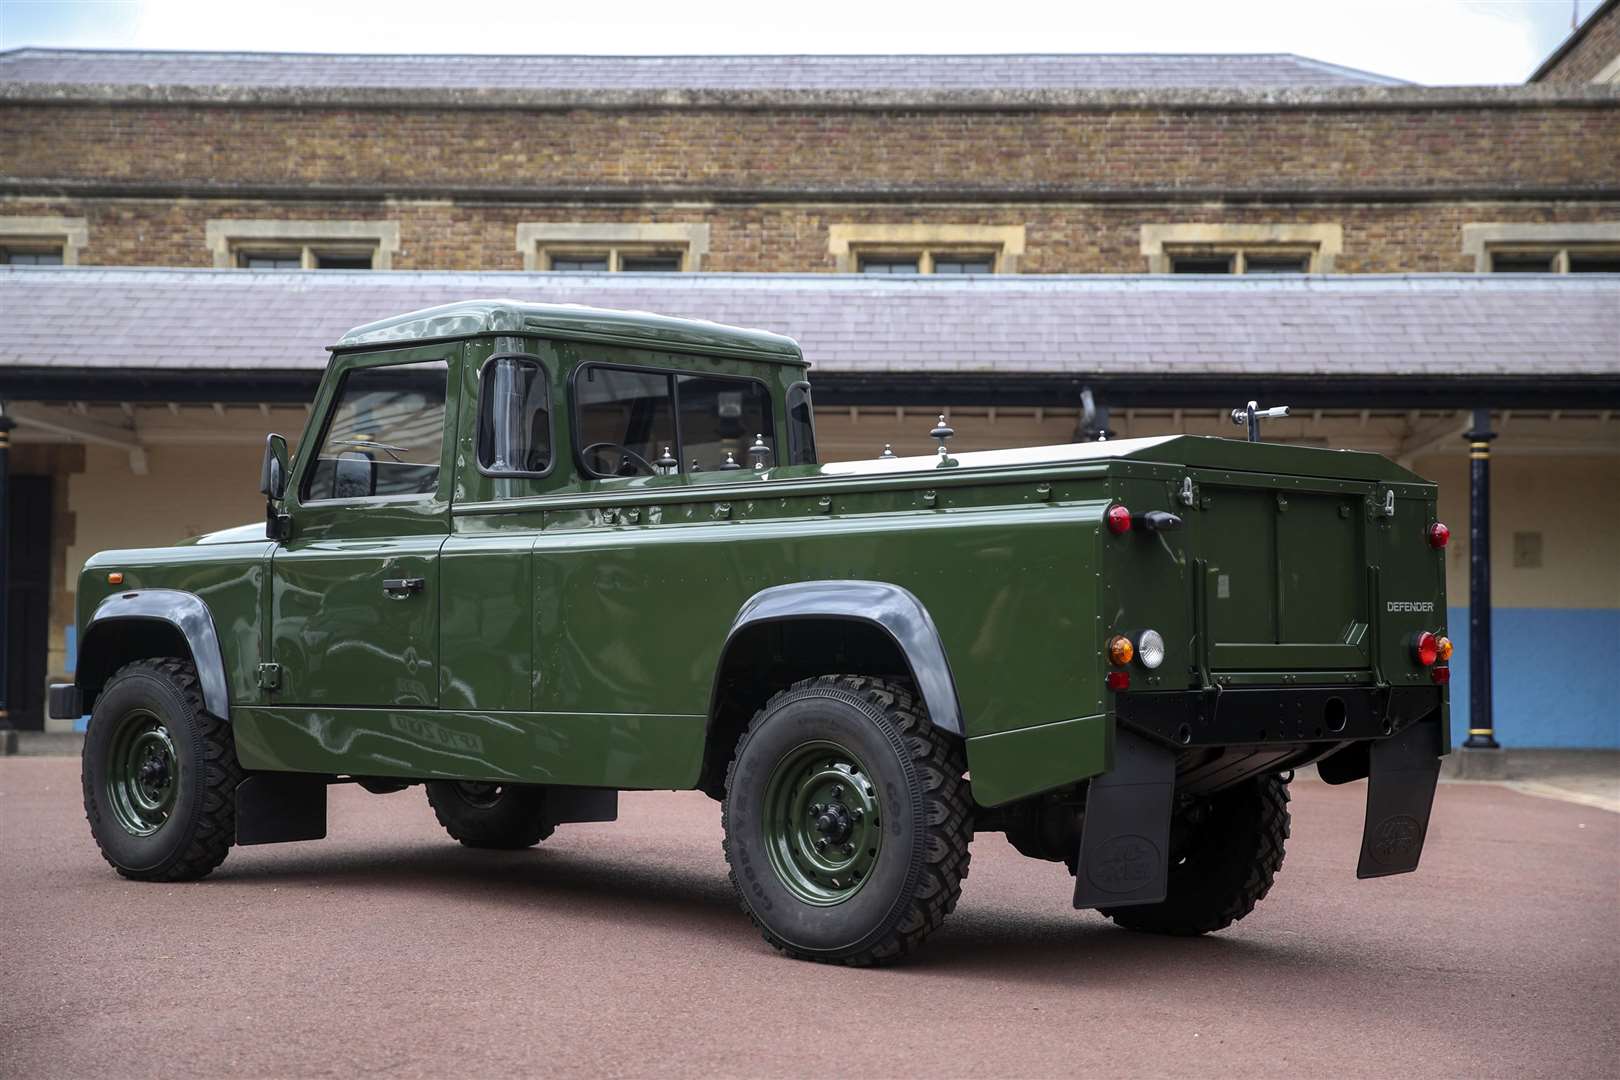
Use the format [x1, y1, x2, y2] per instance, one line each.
[256, 663, 281, 691]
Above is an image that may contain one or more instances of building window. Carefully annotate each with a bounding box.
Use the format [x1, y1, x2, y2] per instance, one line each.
[3, 248, 65, 265]
[829, 225, 1026, 274]
[0, 216, 88, 265]
[1485, 247, 1620, 273]
[1167, 249, 1313, 274]
[206, 219, 400, 270]
[1463, 223, 1620, 273]
[516, 224, 710, 272]
[1142, 224, 1342, 274]
[542, 248, 686, 272]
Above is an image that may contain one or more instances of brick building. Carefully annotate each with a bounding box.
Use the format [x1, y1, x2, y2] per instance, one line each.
[1, 35, 1617, 744]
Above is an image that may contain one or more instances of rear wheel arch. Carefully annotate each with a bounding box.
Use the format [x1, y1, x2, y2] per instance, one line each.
[76, 590, 232, 720]
[699, 581, 965, 799]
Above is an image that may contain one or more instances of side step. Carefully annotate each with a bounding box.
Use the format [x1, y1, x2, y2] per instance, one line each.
[1073, 730, 1176, 909]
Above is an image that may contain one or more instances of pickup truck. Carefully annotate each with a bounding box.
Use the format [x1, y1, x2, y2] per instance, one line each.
[53, 300, 1450, 965]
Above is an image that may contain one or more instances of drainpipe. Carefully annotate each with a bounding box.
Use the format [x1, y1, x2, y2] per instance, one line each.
[0, 400, 13, 738]
[1460, 409, 1504, 778]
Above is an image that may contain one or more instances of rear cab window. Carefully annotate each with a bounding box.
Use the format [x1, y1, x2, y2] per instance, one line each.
[573, 362, 776, 477]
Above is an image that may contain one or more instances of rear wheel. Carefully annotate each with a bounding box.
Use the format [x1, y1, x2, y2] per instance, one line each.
[81, 657, 242, 882]
[425, 781, 553, 849]
[1100, 773, 1290, 935]
[722, 675, 972, 966]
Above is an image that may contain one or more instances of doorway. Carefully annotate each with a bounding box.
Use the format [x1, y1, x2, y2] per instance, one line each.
[5, 475, 52, 730]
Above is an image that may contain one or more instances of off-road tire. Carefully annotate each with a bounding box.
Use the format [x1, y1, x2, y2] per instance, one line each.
[425, 782, 554, 849]
[81, 657, 242, 882]
[722, 675, 972, 966]
[1100, 773, 1290, 935]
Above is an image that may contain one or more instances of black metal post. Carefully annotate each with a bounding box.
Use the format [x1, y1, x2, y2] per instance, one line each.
[1463, 408, 1498, 749]
[0, 402, 13, 732]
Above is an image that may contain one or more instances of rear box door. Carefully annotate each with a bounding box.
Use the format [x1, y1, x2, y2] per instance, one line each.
[1199, 482, 1370, 671]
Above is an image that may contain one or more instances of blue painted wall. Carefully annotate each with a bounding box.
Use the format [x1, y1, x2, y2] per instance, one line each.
[1445, 607, 1620, 749]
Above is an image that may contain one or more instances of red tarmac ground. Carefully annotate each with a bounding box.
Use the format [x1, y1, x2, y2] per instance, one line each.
[2, 756, 1616, 1079]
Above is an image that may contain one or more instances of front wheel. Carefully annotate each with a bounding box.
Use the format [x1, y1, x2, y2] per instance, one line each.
[722, 675, 972, 966]
[81, 657, 243, 881]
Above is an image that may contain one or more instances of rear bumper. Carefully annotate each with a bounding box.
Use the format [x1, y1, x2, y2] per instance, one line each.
[47, 683, 82, 720]
[1116, 684, 1443, 751]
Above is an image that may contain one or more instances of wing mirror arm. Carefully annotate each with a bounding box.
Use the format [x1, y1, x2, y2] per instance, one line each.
[260, 433, 293, 541]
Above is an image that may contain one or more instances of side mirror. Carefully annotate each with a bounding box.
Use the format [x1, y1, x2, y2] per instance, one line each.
[261, 433, 292, 540]
[260, 433, 290, 499]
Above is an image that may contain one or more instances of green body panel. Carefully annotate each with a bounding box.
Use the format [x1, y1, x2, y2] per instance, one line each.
[231, 706, 703, 788]
[73, 301, 1446, 809]
[965, 714, 1112, 808]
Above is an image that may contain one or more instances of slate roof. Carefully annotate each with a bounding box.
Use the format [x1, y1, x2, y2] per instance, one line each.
[2, 268, 1614, 379]
[0, 49, 1406, 91]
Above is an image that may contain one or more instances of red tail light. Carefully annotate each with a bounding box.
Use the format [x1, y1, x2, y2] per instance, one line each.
[1431, 666, 1450, 685]
[1106, 505, 1132, 535]
[1413, 631, 1439, 667]
[1105, 670, 1131, 691]
[1428, 522, 1450, 549]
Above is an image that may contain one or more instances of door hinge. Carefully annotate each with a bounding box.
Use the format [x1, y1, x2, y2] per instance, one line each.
[256, 663, 281, 691]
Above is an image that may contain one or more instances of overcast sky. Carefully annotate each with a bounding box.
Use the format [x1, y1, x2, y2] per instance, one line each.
[0, 0, 1604, 84]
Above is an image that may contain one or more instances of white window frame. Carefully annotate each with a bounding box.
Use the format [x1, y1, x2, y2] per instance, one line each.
[1462, 223, 1620, 273]
[1141, 223, 1343, 274]
[206, 219, 400, 270]
[0, 215, 89, 265]
[828, 224, 1025, 274]
[516, 223, 710, 272]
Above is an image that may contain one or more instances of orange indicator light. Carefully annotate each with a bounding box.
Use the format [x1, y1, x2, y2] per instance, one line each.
[1107, 635, 1135, 666]
[107, 572, 124, 585]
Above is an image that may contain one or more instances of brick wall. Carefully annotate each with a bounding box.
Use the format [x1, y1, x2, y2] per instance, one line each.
[1536, 2, 1620, 83]
[5, 101, 1618, 195]
[4, 193, 1619, 274]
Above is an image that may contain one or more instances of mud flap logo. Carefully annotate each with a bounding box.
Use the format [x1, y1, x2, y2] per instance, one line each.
[1369, 814, 1424, 867]
[1087, 834, 1160, 894]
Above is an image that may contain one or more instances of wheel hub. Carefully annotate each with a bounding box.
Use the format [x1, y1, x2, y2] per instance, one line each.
[762, 740, 883, 906]
[106, 710, 178, 837]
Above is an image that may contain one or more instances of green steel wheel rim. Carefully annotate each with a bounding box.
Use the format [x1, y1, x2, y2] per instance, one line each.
[762, 739, 883, 907]
[454, 781, 504, 809]
[106, 708, 179, 837]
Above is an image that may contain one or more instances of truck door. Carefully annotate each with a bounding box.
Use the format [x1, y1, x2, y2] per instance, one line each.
[1199, 481, 1371, 673]
[270, 351, 455, 707]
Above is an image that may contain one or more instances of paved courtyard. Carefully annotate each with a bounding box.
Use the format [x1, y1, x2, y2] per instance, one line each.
[2, 756, 1615, 1078]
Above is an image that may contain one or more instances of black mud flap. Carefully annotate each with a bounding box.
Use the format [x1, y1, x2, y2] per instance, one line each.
[544, 786, 618, 827]
[236, 772, 328, 846]
[1356, 717, 1442, 879]
[1073, 729, 1177, 909]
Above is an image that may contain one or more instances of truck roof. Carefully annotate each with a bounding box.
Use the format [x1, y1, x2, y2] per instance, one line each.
[332, 298, 807, 365]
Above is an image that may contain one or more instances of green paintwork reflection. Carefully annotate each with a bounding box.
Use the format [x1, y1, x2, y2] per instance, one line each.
[232, 706, 704, 788]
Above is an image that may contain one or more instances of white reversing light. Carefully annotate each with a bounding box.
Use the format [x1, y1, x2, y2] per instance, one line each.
[1137, 630, 1166, 670]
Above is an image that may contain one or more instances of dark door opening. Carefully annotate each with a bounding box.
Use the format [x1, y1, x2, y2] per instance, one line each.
[6, 475, 52, 731]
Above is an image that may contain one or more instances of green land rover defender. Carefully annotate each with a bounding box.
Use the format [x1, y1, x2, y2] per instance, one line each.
[53, 301, 1451, 965]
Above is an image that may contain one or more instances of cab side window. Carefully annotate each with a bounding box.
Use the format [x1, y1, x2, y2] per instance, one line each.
[304, 360, 448, 501]
[478, 355, 552, 476]
[576, 366, 676, 477]
[677, 375, 774, 471]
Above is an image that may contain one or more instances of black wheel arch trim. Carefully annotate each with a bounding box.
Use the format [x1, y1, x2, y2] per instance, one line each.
[78, 589, 232, 720]
[711, 580, 965, 736]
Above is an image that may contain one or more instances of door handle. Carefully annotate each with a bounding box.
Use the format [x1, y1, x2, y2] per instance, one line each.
[382, 577, 425, 596]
